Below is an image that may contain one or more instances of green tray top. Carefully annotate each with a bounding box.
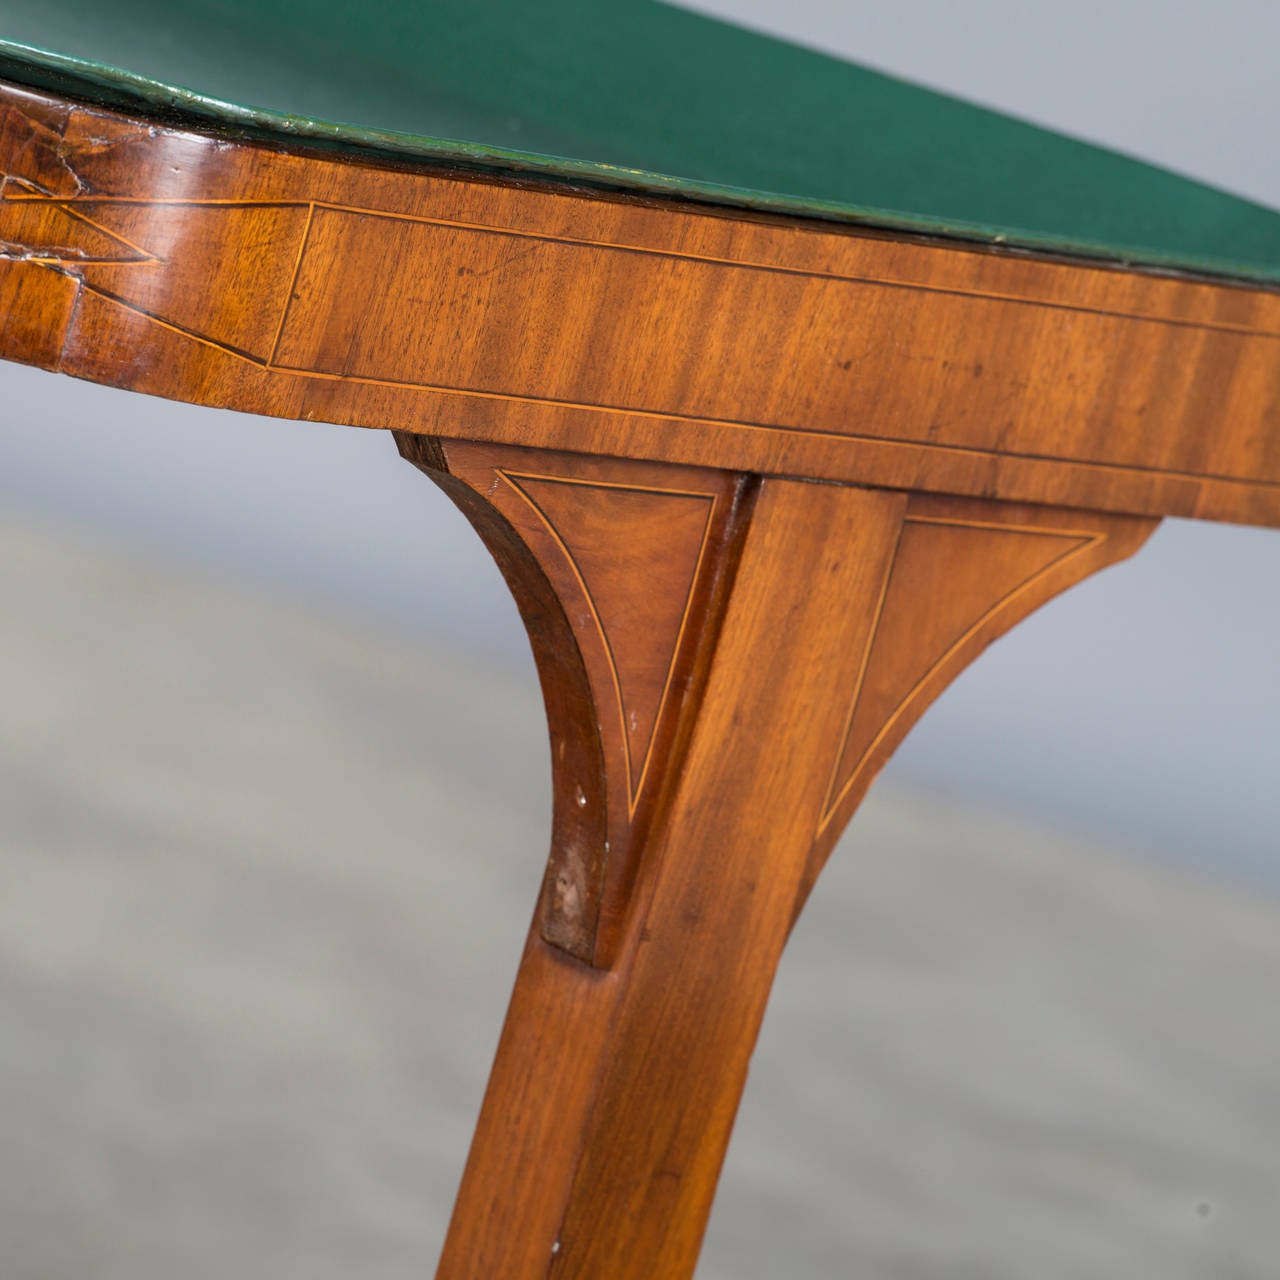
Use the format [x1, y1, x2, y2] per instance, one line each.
[2, 0, 1278, 286]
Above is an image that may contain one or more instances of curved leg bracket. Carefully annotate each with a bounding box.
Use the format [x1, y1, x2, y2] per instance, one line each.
[799, 489, 1156, 914]
[398, 434, 753, 967]
[396, 431, 1155, 1280]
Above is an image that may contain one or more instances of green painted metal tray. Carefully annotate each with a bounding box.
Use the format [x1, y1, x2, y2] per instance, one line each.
[1, 0, 1278, 285]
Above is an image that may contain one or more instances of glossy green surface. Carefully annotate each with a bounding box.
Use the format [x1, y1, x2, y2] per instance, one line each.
[2, 0, 1278, 284]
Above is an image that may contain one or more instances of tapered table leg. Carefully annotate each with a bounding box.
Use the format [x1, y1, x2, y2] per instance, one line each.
[397, 434, 1154, 1279]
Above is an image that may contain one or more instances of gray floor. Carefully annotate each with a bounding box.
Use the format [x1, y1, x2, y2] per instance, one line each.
[1, 510, 1277, 1278]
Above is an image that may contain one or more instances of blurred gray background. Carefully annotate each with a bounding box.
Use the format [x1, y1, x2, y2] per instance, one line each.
[1, 2, 1278, 1277]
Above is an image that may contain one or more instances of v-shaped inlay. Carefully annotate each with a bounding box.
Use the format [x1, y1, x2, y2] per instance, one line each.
[1, 194, 313, 362]
[0, 192, 155, 264]
[820, 515, 1096, 829]
[503, 472, 716, 809]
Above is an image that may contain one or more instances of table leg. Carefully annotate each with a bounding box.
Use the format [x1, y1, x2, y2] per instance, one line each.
[397, 434, 1153, 1279]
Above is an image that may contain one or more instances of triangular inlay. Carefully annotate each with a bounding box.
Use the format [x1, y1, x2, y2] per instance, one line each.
[0, 196, 152, 263]
[71, 202, 312, 361]
[826, 519, 1091, 816]
[510, 475, 714, 805]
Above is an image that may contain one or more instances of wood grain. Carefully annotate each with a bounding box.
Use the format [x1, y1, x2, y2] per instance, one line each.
[800, 494, 1155, 912]
[420, 464, 907, 1278]
[397, 441, 1153, 1277]
[1, 79, 1278, 528]
[399, 436, 749, 965]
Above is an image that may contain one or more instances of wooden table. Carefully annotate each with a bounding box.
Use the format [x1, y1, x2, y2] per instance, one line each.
[1, 4, 1277, 1275]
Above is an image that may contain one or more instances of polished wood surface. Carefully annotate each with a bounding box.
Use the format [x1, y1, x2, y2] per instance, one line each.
[401, 438, 750, 967]
[398, 439, 1154, 1277]
[0, 75, 1272, 1278]
[2, 81, 1279, 528]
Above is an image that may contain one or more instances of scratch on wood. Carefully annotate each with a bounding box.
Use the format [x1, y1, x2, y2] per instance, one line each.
[56, 277, 84, 375]
[456, 241, 541, 282]
[1, 240, 93, 265]
[0, 113, 86, 197]
[550, 839, 587, 926]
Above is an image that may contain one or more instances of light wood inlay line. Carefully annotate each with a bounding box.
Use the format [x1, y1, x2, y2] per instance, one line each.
[7, 190, 1279, 338]
[817, 524, 1103, 834]
[498, 468, 719, 815]
[27, 265, 1279, 497]
[817, 513, 905, 828]
[56, 202, 158, 261]
[268, 200, 315, 367]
